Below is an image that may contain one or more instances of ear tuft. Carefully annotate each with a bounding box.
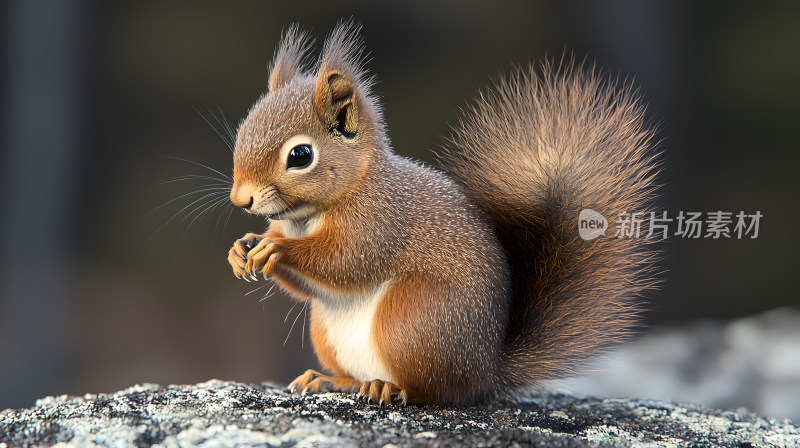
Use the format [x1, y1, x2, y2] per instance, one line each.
[317, 19, 368, 84]
[268, 24, 312, 92]
[314, 19, 370, 137]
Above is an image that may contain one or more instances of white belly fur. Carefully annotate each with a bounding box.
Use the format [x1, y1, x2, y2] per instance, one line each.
[312, 281, 395, 383]
[273, 216, 394, 382]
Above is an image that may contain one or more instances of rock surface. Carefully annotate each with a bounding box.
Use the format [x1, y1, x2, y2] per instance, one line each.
[555, 308, 800, 422]
[1, 380, 798, 447]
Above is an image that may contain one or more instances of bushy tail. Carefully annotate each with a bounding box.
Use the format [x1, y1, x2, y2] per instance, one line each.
[437, 60, 662, 391]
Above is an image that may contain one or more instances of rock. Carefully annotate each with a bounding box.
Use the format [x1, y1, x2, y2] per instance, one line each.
[1, 380, 798, 447]
[554, 308, 800, 422]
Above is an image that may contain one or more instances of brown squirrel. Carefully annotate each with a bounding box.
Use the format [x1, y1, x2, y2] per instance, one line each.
[226, 21, 661, 405]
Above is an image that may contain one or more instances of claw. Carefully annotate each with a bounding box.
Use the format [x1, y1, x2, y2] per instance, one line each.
[398, 389, 409, 406]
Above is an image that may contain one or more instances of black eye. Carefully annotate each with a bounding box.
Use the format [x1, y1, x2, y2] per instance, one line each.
[287, 144, 313, 170]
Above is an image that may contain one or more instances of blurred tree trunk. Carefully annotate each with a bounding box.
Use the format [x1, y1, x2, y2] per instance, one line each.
[1, 0, 85, 408]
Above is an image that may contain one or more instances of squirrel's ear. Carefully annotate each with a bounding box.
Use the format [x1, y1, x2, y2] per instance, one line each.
[268, 25, 311, 92]
[315, 69, 358, 137]
[314, 20, 367, 137]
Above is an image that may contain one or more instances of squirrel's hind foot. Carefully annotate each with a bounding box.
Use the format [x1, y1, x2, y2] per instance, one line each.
[357, 379, 410, 406]
[288, 370, 413, 406]
[288, 369, 361, 395]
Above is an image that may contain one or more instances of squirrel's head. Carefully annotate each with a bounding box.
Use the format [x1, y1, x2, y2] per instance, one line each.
[230, 21, 385, 221]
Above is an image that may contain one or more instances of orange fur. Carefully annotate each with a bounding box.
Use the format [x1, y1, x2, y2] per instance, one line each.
[270, 210, 391, 293]
[372, 277, 446, 404]
[308, 305, 349, 377]
[267, 266, 315, 301]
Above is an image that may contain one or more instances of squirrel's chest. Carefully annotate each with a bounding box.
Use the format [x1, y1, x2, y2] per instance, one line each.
[311, 282, 395, 383]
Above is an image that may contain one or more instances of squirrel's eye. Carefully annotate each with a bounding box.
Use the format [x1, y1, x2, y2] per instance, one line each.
[287, 144, 313, 170]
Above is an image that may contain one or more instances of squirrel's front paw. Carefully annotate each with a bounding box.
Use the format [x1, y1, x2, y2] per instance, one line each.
[227, 233, 264, 281]
[244, 237, 281, 279]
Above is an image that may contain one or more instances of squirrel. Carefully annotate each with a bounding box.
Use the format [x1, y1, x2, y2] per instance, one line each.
[225, 21, 661, 406]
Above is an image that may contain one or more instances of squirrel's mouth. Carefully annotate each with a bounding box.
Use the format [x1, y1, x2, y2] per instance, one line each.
[264, 205, 294, 220]
[264, 200, 311, 220]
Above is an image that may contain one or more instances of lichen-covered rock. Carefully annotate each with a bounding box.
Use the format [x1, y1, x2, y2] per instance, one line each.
[556, 308, 800, 422]
[1, 380, 797, 447]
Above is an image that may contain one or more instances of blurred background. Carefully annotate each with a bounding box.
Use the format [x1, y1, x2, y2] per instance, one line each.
[1, 0, 798, 419]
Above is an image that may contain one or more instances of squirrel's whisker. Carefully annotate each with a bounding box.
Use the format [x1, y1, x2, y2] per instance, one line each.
[284, 301, 307, 347]
[149, 191, 229, 241]
[182, 195, 230, 226]
[301, 302, 308, 349]
[194, 105, 235, 152]
[245, 283, 271, 296]
[284, 301, 299, 324]
[149, 187, 231, 215]
[214, 105, 238, 149]
[158, 153, 233, 181]
[213, 202, 236, 238]
[259, 284, 276, 303]
[159, 175, 232, 186]
[171, 195, 231, 257]
[222, 204, 235, 235]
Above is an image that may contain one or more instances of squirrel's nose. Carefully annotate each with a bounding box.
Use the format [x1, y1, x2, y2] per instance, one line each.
[231, 183, 254, 209]
[234, 196, 253, 209]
